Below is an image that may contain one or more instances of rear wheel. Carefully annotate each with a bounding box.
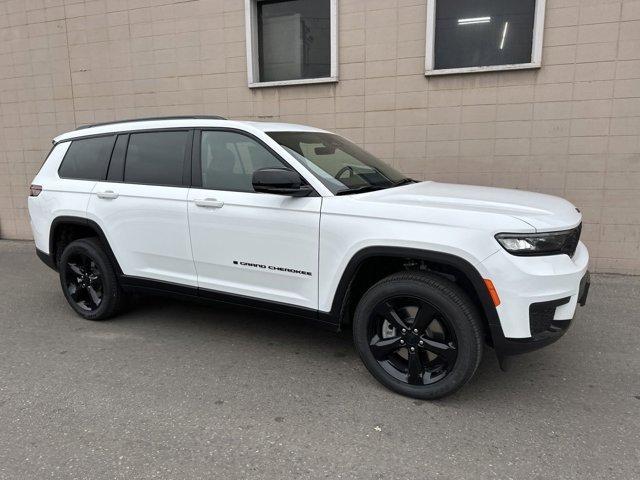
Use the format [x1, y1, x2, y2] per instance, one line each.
[353, 271, 483, 399]
[59, 238, 124, 320]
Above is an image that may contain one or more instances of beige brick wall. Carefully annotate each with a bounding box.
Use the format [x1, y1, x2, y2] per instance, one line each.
[1, 0, 639, 273]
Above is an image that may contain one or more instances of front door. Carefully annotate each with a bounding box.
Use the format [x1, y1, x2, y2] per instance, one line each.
[187, 129, 321, 309]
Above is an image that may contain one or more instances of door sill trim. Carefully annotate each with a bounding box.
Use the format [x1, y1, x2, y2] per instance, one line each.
[118, 274, 338, 329]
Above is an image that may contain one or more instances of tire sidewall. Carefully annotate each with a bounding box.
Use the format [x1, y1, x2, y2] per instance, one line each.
[353, 275, 482, 399]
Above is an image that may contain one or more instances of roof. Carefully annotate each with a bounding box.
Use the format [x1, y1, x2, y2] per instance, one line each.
[53, 116, 328, 144]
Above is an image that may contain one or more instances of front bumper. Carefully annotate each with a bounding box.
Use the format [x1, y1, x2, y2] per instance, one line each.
[490, 272, 590, 355]
[481, 241, 589, 356]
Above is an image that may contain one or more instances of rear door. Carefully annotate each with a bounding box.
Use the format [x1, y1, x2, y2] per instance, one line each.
[187, 129, 321, 309]
[87, 130, 197, 286]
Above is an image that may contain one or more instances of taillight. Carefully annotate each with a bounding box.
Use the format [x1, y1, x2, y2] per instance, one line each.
[29, 184, 42, 197]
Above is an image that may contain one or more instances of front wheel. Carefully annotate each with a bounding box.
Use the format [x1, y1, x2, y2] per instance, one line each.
[353, 271, 483, 399]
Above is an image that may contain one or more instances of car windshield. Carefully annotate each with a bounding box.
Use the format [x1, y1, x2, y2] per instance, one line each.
[267, 131, 413, 194]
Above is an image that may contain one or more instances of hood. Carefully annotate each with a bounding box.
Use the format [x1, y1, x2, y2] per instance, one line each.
[360, 181, 581, 232]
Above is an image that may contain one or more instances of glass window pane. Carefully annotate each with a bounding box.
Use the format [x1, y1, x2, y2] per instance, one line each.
[267, 131, 408, 194]
[435, 0, 536, 70]
[58, 136, 115, 181]
[258, 0, 330, 82]
[106, 135, 128, 182]
[201, 131, 286, 192]
[124, 131, 187, 186]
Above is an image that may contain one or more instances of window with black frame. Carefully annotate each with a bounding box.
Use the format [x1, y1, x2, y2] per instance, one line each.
[246, 0, 336, 86]
[426, 0, 543, 75]
[58, 135, 115, 181]
[200, 131, 286, 192]
[123, 131, 188, 187]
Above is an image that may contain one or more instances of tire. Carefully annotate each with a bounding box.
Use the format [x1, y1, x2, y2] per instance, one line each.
[353, 271, 483, 400]
[58, 237, 124, 321]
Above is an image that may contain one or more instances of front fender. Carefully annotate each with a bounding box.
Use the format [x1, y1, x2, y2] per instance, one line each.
[321, 244, 500, 328]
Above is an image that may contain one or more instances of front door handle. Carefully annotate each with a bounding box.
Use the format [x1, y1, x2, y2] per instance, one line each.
[194, 198, 224, 209]
[96, 190, 119, 199]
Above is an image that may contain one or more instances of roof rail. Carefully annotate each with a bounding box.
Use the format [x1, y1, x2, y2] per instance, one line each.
[76, 115, 227, 130]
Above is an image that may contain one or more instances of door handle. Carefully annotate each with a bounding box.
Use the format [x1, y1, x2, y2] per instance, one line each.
[96, 190, 119, 199]
[194, 198, 224, 208]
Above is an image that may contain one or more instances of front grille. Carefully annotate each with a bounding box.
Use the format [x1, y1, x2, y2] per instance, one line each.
[529, 297, 570, 335]
[560, 223, 581, 257]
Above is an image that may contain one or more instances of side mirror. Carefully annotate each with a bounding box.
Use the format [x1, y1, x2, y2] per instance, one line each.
[252, 168, 312, 197]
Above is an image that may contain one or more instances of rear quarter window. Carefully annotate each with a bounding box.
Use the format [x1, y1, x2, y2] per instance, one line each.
[58, 135, 116, 181]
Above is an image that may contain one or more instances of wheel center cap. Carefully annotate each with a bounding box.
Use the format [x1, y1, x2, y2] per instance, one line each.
[405, 332, 420, 347]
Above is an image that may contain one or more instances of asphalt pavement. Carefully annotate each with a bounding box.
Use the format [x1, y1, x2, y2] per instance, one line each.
[0, 240, 638, 479]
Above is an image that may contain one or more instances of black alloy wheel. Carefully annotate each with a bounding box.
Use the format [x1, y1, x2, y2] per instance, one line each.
[65, 252, 103, 312]
[59, 237, 124, 320]
[353, 271, 483, 399]
[368, 297, 458, 386]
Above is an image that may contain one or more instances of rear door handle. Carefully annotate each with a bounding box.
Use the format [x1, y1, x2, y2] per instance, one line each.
[194, 198, 224, 209]
[96, 190, 119, 199]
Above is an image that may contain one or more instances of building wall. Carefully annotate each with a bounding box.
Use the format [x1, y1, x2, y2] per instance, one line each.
[0, 0, 639, 273]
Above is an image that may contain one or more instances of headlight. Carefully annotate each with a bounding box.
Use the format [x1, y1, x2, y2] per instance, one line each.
[495, 229, 578, 256]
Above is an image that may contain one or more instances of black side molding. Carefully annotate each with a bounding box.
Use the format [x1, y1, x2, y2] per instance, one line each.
[119, 275, 339, 331]
[48, 216, 123, 275]
[36, 248, 57, 271]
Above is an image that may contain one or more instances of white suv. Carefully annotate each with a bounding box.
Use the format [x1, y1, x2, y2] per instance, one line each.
[28, 116, 590, 399]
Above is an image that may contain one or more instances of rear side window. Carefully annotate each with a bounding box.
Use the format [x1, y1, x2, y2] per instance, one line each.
[124, 131, 188, 186]
[58, 136, 116, 180]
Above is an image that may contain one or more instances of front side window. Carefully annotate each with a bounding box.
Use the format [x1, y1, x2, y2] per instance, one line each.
[245, 0, 337, 87]
[425, 0, 544, 75]
[58, 135, 115, 181]
[200, 131, 287, 192]
[124, 131, 188, 186]
[267, 132, 412, 195]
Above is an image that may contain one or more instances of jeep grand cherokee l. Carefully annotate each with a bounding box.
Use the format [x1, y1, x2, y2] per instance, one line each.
[28, 116, 590, 399]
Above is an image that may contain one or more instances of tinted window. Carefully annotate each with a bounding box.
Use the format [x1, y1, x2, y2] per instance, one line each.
[201, 131, 286, 192]
[434, 0, 536, 70]
[124, 131, 188, 186]
[106, 134, 128, 182]
[258, 0, 330, 82]
[58, 135, 115, 180]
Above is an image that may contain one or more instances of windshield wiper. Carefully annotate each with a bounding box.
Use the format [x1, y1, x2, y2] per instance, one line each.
[393, 178, 417, 186]
[336, 178, 417, 195]
[335, 185, 389, 195]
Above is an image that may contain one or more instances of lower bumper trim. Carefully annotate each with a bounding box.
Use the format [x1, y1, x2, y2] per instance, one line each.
[489, 318, 573, 356]
[36, 248, 57, 271]
[578, 271, 590, 306]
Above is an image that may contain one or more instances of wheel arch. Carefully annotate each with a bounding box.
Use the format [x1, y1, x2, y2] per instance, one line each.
[48, 216, 122, 275]
[326, 246, 501, 337]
